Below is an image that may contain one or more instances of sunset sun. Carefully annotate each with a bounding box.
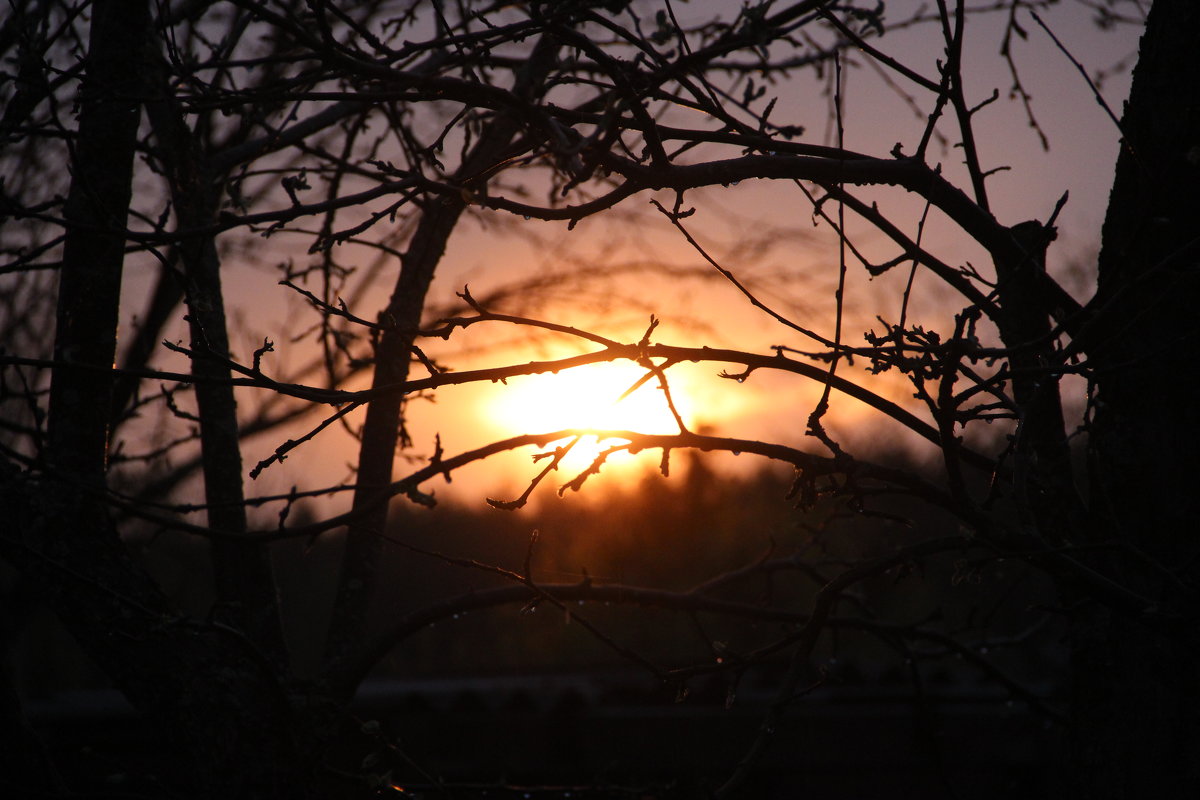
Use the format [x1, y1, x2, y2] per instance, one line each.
[484, 360, 694, 474]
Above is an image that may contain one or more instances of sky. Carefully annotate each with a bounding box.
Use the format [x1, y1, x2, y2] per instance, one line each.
[122, 1, 1147, 520]
[399, 3, 1138, 501]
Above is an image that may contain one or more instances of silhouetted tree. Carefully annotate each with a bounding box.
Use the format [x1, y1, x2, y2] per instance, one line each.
[1, 1, 1189, 797]
[1072, 1, 1200, 795]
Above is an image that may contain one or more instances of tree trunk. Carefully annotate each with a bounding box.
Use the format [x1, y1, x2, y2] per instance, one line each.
[322, 35, 564, 696]
[46, 0, 147, 484]
[1076, 0, 1200, 795]
[144, 53, 288, 665]
[12, 3, 310, 795]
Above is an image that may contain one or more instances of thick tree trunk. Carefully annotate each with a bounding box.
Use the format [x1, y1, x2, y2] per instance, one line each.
[1075, 0, 1200, 795]
[322, 36, 563, 695]
[46, 0, 147, 484]
[145, 55, 288, 665]
[11, 4, 310, 795]
[320, 197, 465, 686]
[994, 220, 1081, 543]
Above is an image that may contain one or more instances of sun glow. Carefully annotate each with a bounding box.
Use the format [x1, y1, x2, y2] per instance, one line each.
[484, 361, 694, 475]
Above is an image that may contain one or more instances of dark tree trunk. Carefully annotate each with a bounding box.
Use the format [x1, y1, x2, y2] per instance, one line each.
[994, 220, 1081, 543]
[320, 197, 465, 686]
[46, 0, 147, 484]
[322, 36, 564, 695]
[1076, 0, 1200, 795]
[145, 54, 288, 665]
[8, 4, 310, 795]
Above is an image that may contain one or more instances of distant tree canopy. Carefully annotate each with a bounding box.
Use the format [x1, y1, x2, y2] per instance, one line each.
[2, 1, 1196, 798]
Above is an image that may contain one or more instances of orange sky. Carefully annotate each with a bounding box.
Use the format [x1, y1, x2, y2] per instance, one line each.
[120, 4, 1143, 519]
